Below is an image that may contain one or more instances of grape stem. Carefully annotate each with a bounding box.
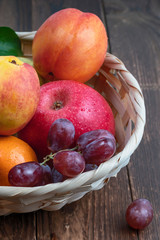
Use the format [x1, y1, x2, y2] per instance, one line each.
[40, 146, 78, 166]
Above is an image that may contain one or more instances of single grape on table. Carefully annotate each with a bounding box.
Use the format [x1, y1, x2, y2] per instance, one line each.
[126, 198, 153, 230]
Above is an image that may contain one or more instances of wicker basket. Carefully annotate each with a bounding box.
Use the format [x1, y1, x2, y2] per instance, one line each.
[0, 32, 146, 216]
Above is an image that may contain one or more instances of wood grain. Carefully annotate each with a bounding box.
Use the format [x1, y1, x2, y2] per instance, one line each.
[129, 90, 160, 240]
[31, 0, 105, 30]
[103, 0, 160, 87]
[104, 0, 160, 239]
[0, 0, 32, 31]
[36, 168, 137, 240]
[0, 213, 36, 240]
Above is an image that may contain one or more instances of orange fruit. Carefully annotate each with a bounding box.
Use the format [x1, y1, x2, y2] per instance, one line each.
[0, 136, 38, 186]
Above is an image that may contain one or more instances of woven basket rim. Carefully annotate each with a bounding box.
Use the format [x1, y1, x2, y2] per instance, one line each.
[0, 32, 146, 206]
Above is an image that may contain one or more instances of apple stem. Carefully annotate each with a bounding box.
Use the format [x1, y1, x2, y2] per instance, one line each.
[9, 60, 18, 65]
[52, 101, 63, 110]
[41, 146, 78, 166]
[48, 72, 54, 76]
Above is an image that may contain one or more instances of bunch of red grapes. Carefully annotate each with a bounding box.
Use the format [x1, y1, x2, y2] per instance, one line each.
[8, 118, 116, 187]
[8, 118, 154, 229]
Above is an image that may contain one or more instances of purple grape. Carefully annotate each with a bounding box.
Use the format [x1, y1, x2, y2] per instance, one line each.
[40, 164, 52, 185]
[126, 199, 153, 230]
[47, 118, 75, 153]
[84, 164, 98, 172]
[53, 151, 85, 178]
[8, 162, 43, 187]
[77, 129, 115, 152]
[52, 167, 66, 183]
[83, 137, 116, 165]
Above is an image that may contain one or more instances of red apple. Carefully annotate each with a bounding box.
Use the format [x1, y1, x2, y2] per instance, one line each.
[32, 8, 108, 83]
[0, 56, 40, 135]
[18, 80, 115, 161]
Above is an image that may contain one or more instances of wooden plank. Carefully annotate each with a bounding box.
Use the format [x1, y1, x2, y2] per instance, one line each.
[0, 0, 32, 31]
[103, 0, 160, 87]
[0, 213, 36, 240]
[32, 0, 105, 30]
[103, 0, 160, 238]
[0, 1, 36, 240]
[129, 90, 160, 239]
[36, 169, 137, 240]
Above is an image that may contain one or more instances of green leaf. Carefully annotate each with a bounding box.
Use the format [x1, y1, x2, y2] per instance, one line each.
[0, 27, 23, 56]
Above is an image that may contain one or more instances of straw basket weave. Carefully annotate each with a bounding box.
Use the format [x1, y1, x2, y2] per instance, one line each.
[0, 31, 146, 216]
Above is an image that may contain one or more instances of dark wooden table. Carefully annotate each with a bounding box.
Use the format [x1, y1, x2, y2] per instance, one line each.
[0, 0, 160, 239]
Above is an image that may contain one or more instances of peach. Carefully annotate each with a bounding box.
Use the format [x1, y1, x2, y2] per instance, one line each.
[32, 8, 108, 83]
[0, 56, 40, 135]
